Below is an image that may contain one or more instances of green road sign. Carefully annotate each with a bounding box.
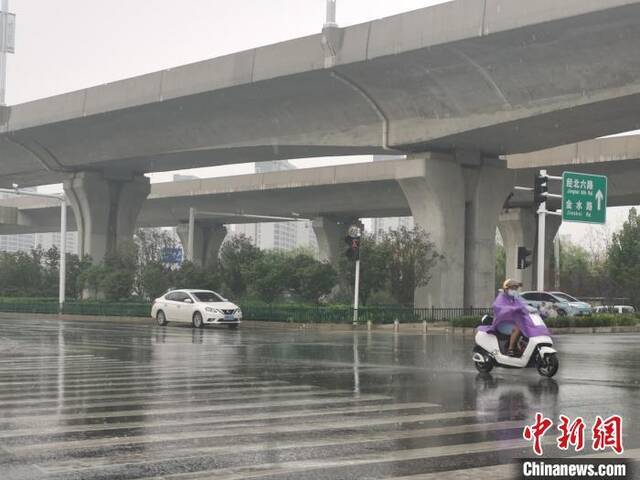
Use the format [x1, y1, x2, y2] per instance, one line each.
[562, 172, 607, 224]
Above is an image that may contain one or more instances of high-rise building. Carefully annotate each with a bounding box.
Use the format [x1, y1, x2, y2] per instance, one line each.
[233, 161, 318, 255]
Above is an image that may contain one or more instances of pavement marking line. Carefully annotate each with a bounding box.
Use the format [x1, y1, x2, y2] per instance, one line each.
[2, 388, 369, 416]
[0, 385, 322, 409]
[74, 438, 531, 480]
[8, 408, 474, 453]
[0, 371, 257, 387]
[385, 448, 640, 480]
[6, 393, 394, 426]
[0, 379, 290, 401]
[40, 419, 522, 473]
[0, 403, 440, 440]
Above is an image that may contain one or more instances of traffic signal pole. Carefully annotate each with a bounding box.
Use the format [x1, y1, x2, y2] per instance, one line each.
[535, 169, 563, 291]
[536, 172, 547, 291]
[353, 257, 360, 326]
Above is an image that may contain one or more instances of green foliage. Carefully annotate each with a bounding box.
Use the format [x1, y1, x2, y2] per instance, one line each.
[134, 228, 177, 297]
[173, 261, 222, 293]
[245, 251, 292, 303]
[288, 253, 337, 304]
[219, 235, 262, 298]
[141, 262, 172, 300]
[0, 250, 42, 296]
[98, 242, 138, 301]
[606, 207, 640, 307]
[383, 226, 443, 305]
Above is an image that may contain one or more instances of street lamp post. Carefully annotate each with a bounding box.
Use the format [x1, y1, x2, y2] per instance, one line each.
[0, 187, 67, 312]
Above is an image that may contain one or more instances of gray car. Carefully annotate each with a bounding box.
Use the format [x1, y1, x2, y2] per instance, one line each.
[520, 291, 592, 316]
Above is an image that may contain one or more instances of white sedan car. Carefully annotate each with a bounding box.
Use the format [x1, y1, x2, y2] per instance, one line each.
[151, 289, 242, 328]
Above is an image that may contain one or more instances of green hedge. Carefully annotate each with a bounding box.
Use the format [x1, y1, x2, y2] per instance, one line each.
[0, 299, 637, 329]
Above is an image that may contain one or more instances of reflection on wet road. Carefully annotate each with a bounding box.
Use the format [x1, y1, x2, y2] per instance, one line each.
[0, 318, 638, 479]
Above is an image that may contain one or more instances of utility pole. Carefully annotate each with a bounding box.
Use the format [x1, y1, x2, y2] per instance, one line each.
[0, 0, 15, 106]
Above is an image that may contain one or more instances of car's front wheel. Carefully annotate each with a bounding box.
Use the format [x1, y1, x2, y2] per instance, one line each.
[192, 312, 204, 329]
[156, 310, 167, 326]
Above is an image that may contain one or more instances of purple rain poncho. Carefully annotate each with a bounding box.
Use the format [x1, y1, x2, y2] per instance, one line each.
[477, 292, 551, 338]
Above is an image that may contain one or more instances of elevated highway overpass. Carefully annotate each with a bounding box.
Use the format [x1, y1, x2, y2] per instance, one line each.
[4, 134, 640, 306]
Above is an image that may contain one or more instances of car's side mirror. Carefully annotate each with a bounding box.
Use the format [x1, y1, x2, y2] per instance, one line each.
[184, 298, 193, 304]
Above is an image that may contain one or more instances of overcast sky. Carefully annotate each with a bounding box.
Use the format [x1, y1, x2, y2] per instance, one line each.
[3, 0, 634, 243]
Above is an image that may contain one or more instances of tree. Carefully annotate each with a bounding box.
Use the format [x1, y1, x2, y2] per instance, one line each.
[173, 261, 222, 293]
[289, 253, 337, 303]
[141, 261, 173, 300]
[382, 226, 443, 305]
[245, 251, 292, 303]
[219, 235, 262, 298]
[98, 241, 138, 301]
[606, 207, 640, 306]
[134, 228, 177, 296]
[0, 251, 42, 297]
[338, 233, 390, 306]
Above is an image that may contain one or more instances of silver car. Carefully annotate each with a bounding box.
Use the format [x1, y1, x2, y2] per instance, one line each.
[520, 291, 592, 317]
[151, 289, 242, 328]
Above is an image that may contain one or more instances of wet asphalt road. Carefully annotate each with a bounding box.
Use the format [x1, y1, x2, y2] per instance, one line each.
[0, 318, 638, 479]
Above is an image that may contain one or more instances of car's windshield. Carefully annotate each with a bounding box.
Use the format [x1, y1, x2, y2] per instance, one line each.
[552, 292, 579, 302]
[192, 291, 224, 302]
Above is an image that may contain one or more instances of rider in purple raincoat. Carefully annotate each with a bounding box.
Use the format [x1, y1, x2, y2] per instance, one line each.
[478, 279, 551, 356]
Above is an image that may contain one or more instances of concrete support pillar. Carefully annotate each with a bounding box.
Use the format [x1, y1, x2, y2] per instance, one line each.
[399, 154, 466, 308]
[176, 222, 228, 267]
[311, 216, 355, 265]
[461, 153, 514, 308]
[498, 207, 561, 291]
[63, 171, 150, 262]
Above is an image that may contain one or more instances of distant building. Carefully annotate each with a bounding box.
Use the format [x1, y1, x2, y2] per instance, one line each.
[34, 231, 78, 255]
[233, 161, 318, 255]
[0, 189, 36, 253]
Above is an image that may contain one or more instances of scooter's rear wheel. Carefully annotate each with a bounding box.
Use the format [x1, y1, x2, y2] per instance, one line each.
[536, 353, 559, 377]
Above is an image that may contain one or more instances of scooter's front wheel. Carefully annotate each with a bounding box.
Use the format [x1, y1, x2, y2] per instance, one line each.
[474, 352, 494, 373]
[537, 353, 559, 377]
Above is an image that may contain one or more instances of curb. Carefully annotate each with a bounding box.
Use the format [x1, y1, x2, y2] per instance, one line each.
[0, 313, 638, 335]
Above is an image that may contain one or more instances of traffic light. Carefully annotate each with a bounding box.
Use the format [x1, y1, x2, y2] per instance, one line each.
[345, 235, 360, 261]
[517, 246, 532, 270]
[534, 173, 548, 207]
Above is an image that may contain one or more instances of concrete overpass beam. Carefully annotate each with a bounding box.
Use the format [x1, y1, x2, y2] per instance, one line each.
[399, 155, 466, 308]
[498, 207, 561, 291]
[461, 154, 514, 308]
[176, 222, 227, 267]
[63, 172, 150, 262]
[311, 216, 355, 266]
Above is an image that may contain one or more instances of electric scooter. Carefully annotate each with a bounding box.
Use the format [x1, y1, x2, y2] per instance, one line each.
[472, 310, 559, 377]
